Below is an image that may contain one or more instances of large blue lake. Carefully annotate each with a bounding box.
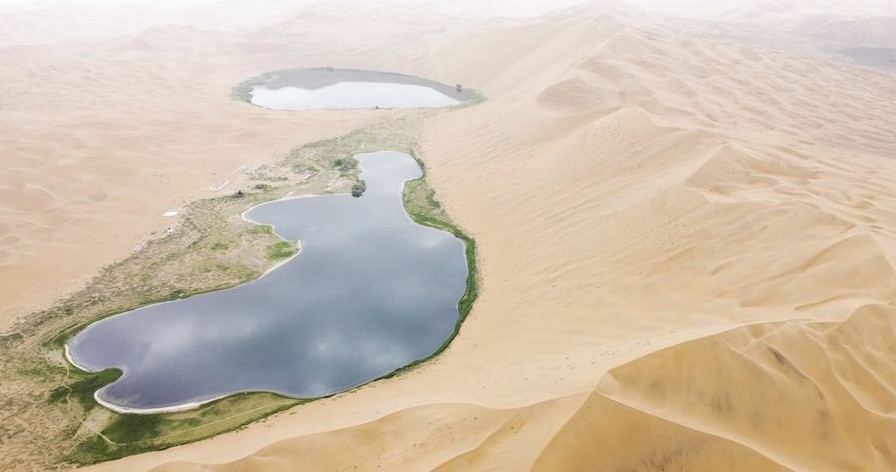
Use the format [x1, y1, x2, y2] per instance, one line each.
[66, 151, 468, 413]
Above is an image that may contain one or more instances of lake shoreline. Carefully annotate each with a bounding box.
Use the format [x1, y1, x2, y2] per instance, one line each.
[233, 67, 482, 107]
[67, 151, 473, 416]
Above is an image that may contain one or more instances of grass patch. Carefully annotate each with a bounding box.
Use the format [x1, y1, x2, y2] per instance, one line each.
[267, 241, 297, 260]
[103, 413, 164, 443]
[211, 241, 230, 251]
[48, 369, 122, 411]
[247, 224, 274, 235]
[69, 393, 300, 465]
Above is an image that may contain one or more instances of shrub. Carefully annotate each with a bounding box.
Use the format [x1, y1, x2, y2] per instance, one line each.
[333, 158, 357, 172]
[351, 180, 367, 197]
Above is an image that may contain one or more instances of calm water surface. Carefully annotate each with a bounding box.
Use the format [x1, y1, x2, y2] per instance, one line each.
[67, 152, 468, 412]
[250, 82, 461, 110]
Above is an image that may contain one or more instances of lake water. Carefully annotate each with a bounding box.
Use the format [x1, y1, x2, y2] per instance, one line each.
[250, 82, 461, 110]
[66, 152, 468, 413]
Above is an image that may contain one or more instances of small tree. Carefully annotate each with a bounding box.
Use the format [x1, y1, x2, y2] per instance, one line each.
[351, 180, 367, 197]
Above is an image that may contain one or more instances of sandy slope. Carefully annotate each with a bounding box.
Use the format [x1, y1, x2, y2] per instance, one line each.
[4, 0, 896, 470]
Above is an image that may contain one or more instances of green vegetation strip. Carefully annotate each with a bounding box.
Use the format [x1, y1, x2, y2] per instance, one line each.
[403, 152, 479, 331]
[67, 392, 300, 464]
[231, 71, 275, 102]
[376, 152, 480, 379]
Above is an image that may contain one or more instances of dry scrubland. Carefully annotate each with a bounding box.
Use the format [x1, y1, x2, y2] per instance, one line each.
[2, 0, 896, 471]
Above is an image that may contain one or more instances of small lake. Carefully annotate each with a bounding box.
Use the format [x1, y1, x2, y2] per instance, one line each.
[240, 68, 472, 111]
[66, 151, 468, 413]
[251, 82, 461, 110]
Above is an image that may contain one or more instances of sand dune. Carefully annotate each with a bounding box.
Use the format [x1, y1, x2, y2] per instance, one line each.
[622, 0, 896, 23]
[3, 0, 896, 470]
[537, 302, 896, 471]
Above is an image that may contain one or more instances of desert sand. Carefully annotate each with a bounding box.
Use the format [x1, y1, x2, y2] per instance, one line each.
[3, 0, 896, 470]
